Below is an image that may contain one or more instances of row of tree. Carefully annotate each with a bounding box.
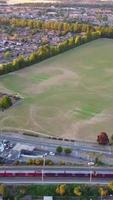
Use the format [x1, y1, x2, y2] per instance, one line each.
[56, 182, 113, 198]
[0, 31, 101, 75]
[15, 159, 70, 166]
[1, 18, 113, 75]
[56, 146, 72, 154]
[1, 17, 113, 37]
[1, 182, 113, 200]
[0, 17, 95, 33]
[56, 184, 109, 197]
[26, 159, 53, 166]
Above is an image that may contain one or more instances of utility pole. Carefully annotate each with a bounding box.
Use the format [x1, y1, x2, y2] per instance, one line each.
[88, 162, 94, 183]
[42, 154, 46, 182]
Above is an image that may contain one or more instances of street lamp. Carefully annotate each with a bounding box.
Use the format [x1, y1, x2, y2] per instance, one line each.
[88, 162, 94, 183]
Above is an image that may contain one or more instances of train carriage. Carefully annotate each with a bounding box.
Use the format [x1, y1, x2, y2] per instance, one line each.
[0, 169, 112, 178]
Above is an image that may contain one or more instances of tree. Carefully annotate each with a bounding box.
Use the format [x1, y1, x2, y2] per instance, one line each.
[15, 160, 20, 165]
[56, 146, 63, 154]
[27, 159, 33, 165]
[19, 186, 27, 195]
[86, 31, 92, 41]
[64, 148, 72, 155]
[99, 187, 108, 198]
[56, 184, 66, 196]
[108, 181, 113, 191]
[35, 159, 41, 165]
[73, 186, 82, 196]
[97, 132, 109, 145]
[28, 52, 39, 64]
[0, 184, 9, 198]
[4, 51, 11, 59]
[75, 36, 81, 46]
[0, 184, 6, 196]
[59, 160, 65, 165]
[0, 95, 12, 110]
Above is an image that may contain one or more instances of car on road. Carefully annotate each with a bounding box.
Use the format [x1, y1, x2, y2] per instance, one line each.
[49, 152, 55, 156]
[43, 153, 48, 156]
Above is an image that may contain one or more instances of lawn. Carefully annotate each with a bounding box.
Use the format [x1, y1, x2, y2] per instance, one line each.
[0, 38, 113, 141]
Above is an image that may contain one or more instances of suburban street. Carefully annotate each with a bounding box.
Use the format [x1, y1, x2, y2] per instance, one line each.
[0, 132, 112, 155]
[0, 132, 113, 186]
[0, 132, 113, 166]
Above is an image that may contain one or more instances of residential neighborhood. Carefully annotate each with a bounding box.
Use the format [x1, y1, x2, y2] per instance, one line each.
[1, 3, 113, 64]
[0, 25, 79, 64]
[1, 4, 113, 25]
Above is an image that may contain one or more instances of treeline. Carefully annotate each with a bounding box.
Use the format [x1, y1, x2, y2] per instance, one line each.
[0, 17, 95, 33]
[0, 31, 101, 75]
[2, 182, 113, 200]
[1, 17, 113, 36]
[1, 17, 113, 75]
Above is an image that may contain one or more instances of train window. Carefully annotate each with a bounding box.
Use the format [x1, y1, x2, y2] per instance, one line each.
[55, 173, 58, 176]
[85, 174, 89, 176]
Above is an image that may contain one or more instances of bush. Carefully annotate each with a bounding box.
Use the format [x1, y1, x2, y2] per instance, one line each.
[64, 148, 72, 154]
[56, 146, 63, 154]
[0, 95, 12, 110]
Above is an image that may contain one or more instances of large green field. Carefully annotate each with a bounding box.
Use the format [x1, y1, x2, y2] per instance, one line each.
[0, 38, 113, 141]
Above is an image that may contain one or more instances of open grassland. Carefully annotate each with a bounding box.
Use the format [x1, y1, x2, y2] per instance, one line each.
[0, 38, 113, 141]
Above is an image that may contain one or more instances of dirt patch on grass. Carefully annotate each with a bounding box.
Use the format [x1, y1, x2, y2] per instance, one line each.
[25, 68, 78, 94]
[29, 106, 47, 131]
[62, 111, 112, 140]
[18, 66, 63, 78]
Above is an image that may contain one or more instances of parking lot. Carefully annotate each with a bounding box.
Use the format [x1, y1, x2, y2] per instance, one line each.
[0, 139, 57, 165]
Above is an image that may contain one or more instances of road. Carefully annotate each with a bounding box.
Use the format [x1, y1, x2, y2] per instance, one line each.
[1, 132, 113, 155]
[1, 132, 113, 165]
[0, 176, 111, 185]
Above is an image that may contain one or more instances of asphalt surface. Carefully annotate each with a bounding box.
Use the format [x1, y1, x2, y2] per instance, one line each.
[0, 166, 113, 174]
[0, 133, 113, 185]
[0, 132, 113, 166]
[0, 133, 113, 155]
[0, 176, 111, 185]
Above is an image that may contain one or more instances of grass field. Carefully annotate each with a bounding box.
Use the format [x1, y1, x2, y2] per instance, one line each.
[0, 38, 113, 141]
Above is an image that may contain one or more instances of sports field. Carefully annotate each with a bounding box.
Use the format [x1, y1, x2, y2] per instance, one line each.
[0, 38, 113, 141]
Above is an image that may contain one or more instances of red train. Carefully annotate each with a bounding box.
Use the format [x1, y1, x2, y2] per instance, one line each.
[0, 170, 113, 178]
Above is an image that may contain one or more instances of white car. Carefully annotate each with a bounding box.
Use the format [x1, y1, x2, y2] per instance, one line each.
[49, 152, 55, 156]
[43, 153, 48, 156]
